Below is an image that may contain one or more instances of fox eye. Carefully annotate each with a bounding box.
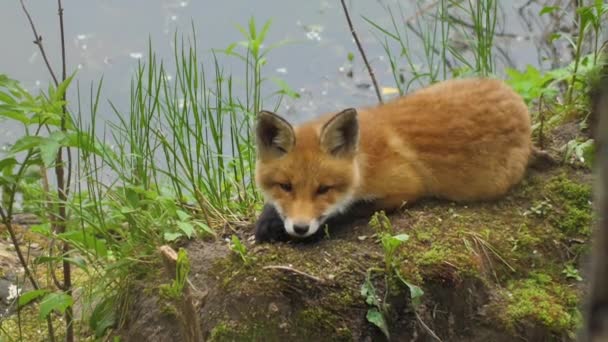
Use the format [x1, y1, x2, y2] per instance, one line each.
[278, 182, 292, 192]
[316, 185, 331, 195]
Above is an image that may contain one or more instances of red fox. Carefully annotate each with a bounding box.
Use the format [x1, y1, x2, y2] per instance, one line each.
[254, 78, 533, 242]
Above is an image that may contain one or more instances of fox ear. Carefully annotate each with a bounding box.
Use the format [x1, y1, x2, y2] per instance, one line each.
[320, 108, 359, 158]
[256, 111, 295, 159]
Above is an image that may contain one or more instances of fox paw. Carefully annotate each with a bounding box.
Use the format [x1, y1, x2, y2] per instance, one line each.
[254, 204, 289, 243]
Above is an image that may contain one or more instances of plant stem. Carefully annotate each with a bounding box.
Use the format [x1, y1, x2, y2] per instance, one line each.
[55, 2, 74, 341]
[566, 4, 586, 105]
[19, 0, 73, 340]
[339, 0, 383, 104]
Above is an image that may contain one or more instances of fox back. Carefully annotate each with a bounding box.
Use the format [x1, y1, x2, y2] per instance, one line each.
[255, 78, 532, 238]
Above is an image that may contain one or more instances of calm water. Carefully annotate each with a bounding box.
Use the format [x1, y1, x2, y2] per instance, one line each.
[0, 0, 574, 143]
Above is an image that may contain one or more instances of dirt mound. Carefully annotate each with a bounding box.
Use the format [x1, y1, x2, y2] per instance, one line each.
[119, 153, 593, 341]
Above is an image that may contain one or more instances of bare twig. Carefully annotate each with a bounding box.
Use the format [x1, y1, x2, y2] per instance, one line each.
[538, 94, 545, 150]
[54, 1, 74, 341]
[415, 311, 443, 341]
[339, 0, 383, 104]
[19, 0, 73, 340]
[263, 265, 327, 284]
[19, 0, 59, 87]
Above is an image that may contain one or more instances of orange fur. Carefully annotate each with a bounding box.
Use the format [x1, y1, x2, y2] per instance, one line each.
[255, 78, 531, 233]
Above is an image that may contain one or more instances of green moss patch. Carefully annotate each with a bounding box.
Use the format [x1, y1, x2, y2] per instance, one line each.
[499, 273, 581, 335]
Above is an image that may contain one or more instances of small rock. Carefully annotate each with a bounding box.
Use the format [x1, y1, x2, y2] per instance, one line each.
[357, 235, 367, 241]
[268, 303, 279, 313]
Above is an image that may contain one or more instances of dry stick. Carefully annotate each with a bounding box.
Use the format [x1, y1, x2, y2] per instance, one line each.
[339, 0, 383, 104]
[159, 246, 204, 342]
[415, 312, 443, 342]
[263, 265, 327, 284]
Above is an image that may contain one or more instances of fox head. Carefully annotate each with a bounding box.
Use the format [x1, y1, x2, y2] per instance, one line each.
[255, 108, 361, 238]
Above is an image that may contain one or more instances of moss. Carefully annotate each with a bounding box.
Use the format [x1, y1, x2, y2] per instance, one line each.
[547, 175, 592, 209]
[555, 205, 592, 236]
[415, 245, 449, 267]
[501, 273, 581, 334]
[208, 318, 288, 342]
[297, 307, 352, 340]
[546, 174, 593, 236]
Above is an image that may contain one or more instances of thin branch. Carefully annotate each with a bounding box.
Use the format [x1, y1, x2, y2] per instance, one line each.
[538, 94, 545, 150]
[415, 311, 443, 341]
[19, 0, 59, 87]
[55, 1, 74, 340]
[263, 265, 327, 284]
[0, 207, 39, 291]
[339, 0, 383, 104]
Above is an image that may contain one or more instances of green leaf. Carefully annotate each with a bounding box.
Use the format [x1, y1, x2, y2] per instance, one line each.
[9, 136, 46, 153]
[164, 231, 183, 242]
[18, 289, 49, 307]
[0, 157, 17, 171]
[575, 139, 595, 168]
[258, 19, 272, 45]
[0, 90, 15, 104]
[176, 221, 195, 239]
[58, 230, 107, 258]
[33, 256, 62, 264]
[39, 139, 60, 167]
[176, 210, 190, 222]
[360, 276, 380, 307]
[193, 221, 216, 237]
[0, 107, 30, 124]
[29, 223, 51, 235]
[89, 297, 117, 337]
[39, 292, 73, 319]
[392, 234, 409, 242]
[270, 77, 300, 99]
[64, 257, 88, 270]
[395, 270, 424, 307]
[539, 6, 559, 15]
[366, 308, 390, 339]
[51, 73, 76, 104]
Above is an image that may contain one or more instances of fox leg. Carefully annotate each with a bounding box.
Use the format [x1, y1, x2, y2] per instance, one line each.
[373, 195, 411, 212]
[325, 195, 411, 226]
[254, 203, 290, 243]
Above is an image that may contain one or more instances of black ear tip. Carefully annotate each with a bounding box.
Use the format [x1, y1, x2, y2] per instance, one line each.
[340, 108, 358, 121]
[257, 110, 275, 122]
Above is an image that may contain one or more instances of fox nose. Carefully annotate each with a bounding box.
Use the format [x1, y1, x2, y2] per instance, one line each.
[293, 224, 309, 235]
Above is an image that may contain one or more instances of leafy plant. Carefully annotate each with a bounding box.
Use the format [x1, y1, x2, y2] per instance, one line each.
[160, 248, 191, 299]
[361, 274, 390, 339]
[562, 264, 583, 282]
[229, 235, 254, 266]
[362, 211, 423, 339]
[563, 138, 595, 168]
